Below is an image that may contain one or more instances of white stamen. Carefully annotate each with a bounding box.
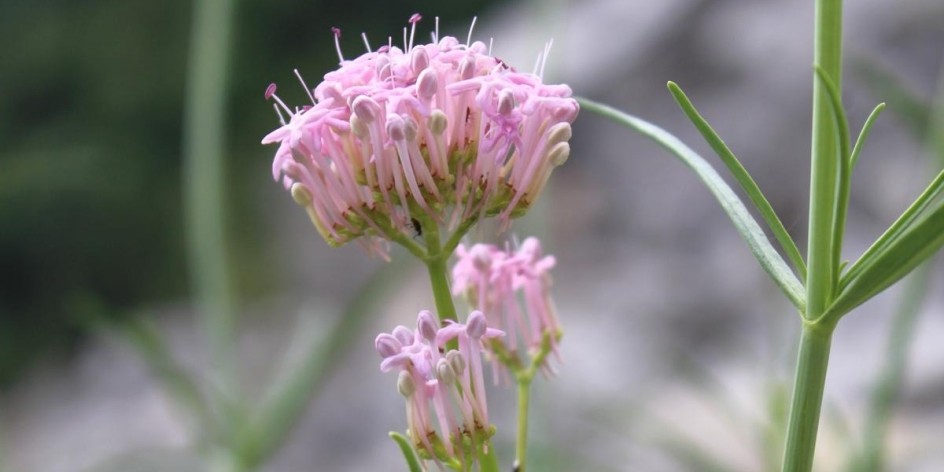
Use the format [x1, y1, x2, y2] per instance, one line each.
[293, 69, 315, 104]
[539, 39, 554, 78]
[532, 51, 543, 76]
[488, 37, 494, 56]
[402, 27, 407, 52]
[361, 32, 372, 53]
[435, 17, 440, 43]
[331, 27, 344, 63]
[272, 103, 286, 126]
[270, 93, 293, 117]
[408, 17, 418, 51]
[467, 16, 477, 45]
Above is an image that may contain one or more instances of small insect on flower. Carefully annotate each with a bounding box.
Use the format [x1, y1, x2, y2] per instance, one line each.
[261, 14, 578, 259]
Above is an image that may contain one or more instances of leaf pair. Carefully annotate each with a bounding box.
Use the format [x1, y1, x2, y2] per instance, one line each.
[813, 67, 944, 321]
[581, 76, 944, 322]
[578, 96, 806, 312]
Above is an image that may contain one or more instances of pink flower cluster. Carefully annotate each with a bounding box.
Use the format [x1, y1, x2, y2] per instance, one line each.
[262, 15, 578, 254]
[452, 237, 561, 379]
[376, 310, 504, 465]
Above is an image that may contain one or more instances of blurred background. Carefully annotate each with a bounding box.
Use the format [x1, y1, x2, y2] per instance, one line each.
[1, 0, 942, 470]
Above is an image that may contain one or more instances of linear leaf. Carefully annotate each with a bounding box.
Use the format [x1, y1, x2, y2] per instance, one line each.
[841, 167, 944, 287]
[579, 97, 806, 312]
[667, 81, 807, 281]
[389, 432, 424, 472]
[813, 66, 854, 287]
[825, 200, 944, 320]
[849, 103, 886, 169]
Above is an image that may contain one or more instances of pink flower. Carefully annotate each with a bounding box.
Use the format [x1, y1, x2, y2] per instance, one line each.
[262, 15, 578, 257]
[376, 309, 504, 467]
[452, 237, 561, 380]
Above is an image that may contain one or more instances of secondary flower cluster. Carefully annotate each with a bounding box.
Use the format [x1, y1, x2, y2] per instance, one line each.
[262, 15, 578, 255]
[452, 237, 561, 380]
[376, 310, 504, 467]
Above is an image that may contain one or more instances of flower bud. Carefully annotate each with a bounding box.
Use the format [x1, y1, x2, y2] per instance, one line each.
[436, 358, 456, 384]
[417, 310, 438, 343]
[375, 333, 401, 358]
[397, 370, 415, 398]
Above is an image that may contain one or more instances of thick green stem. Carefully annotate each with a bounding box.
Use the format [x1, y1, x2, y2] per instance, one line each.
[782, 320, 837, 472]
[783, 1, 844, 470]
[514, 380, 532, 472]
[806, 0, 844, 319]
[422, 221, 459, 324]
[183, 0, 239, 439]
[426, 256, 458, 324]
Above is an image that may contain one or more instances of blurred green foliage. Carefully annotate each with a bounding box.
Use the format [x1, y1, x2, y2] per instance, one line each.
[0, 0, 502, 386]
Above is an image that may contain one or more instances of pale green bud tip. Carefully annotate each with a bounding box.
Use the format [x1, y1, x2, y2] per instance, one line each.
[436, 358, 456, 384]
[547, 122, 572, 145]
[290, 183, 312, 206]
[549, 142, 570, 166]
[428, 110, 447, 135]
[397, 370, 415, 397]
[446, 350, 466, 376]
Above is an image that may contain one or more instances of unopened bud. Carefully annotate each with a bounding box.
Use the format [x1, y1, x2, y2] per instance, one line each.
[397, 370, 415, 397]
[417, 69, 438, 100]
[375, 333, 401, 358]
[428, 110, 448, 135]
[548, 142, 570, 166]
[436, 358, 456, 384]
[466, 311, 487, 339]
[446, 350, 466, 376]
[392, 325, 414, 346]
[417, 310, 438, 343]
[411, 46, 429, 73]
[290, 183, 312, 206]
[386, 115, 406, 141]
[546, 122, 572, 146]
[352, 96, 381, 123]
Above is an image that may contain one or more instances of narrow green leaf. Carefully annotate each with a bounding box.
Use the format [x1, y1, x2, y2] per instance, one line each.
[849, 103, 886, 169]
[667, 81, 807, 281]
[825, 200, 944, 320]
[389, 432, 424, 472]
[579, 97, 806, 312]
[841, 167, 944, 287]
[813, 66, 854, 289]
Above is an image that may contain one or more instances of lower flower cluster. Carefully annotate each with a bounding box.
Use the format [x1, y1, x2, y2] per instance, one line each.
[376, 310, 503, 468]
[452, 237, 561, 381]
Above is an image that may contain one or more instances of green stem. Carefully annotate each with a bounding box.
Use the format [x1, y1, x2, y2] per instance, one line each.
[514, 380, 532, 472]
[426, 257, 458, 324]
[782, 319, 837, 472]
[806, 0, 844, 319]
[783, 1, 844, 470]
[183, 0, 239, 438]
[422, 217, 459, 324]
